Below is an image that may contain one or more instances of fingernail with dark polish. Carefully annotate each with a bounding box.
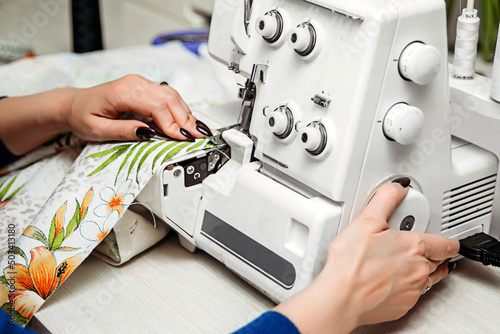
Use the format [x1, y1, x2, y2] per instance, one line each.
[136, 127, 156, 140]
[179, 128, 195, 142]
[448, 261, 457, 274]
[195, 120, 213, 137]
[392, 177, 411, 188]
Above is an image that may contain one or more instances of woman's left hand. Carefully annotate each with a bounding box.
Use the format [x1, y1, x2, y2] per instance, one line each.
[0, 74, 213, 155]
[67, 74, 209, 142]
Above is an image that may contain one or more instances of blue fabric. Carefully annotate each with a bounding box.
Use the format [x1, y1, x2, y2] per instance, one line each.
[0, 96, 22, 168]
[0, 309, 37, 333]
[233, 311, 300, 334]
[0, 139, 20, 168]
[152, 29, 209, 56]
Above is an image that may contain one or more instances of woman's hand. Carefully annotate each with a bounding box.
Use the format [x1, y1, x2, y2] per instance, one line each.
[67, 74, 211, 142]
[274, 180, 460, 333]
[0, 74, 212, 155]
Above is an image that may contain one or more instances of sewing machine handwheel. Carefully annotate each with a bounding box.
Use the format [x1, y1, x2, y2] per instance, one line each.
[388, 187, 430, 233]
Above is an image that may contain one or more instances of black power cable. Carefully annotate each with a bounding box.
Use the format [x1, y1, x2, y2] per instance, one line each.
[459, 232, 500, 267]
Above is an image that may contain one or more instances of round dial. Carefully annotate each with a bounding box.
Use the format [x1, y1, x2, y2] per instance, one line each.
[266, 106, 293, 138]
[399, 42, 441, 85]
[298, 122, 327, 155]
[388, 187, 430, 233]
[288, 23, 316, 56]
[383, 103, 424, 145]
[255, 10, 283, 43]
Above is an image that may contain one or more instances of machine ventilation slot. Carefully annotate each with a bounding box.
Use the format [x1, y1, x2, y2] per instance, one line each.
[441, 174, 497, 231]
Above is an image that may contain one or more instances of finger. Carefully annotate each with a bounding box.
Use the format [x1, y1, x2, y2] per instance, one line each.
[360, 182, 410, 223]
[149, 101, 187, 140]
[421, 233, 460, 261]
[156, 85, 192, 124]
[427, 259, 441, 273]
[106, 76, 196, 140]
[184, 112, 214, 137]
[428, 261, 455, 287]
[87, 118, 152, 142]
[137, 87, 201, 140]
[155, 86, 205, 138]
[121, 93, 191, 141]
[155, 82, 212, 138]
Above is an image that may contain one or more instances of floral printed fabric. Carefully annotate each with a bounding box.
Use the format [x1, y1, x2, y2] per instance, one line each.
[0, 136, 212, 325]
[0, 42, 236, 326]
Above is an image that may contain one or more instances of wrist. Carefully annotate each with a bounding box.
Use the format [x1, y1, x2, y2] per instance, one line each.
[274, 271, 358, 334]
[0, 87, 78, 155]
[54, 87, 77, 132]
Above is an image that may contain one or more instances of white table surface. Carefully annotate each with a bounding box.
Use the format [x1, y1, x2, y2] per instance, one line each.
[34, 233, 500, 334]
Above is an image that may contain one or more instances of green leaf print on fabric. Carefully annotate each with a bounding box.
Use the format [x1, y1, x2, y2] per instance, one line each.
[22, 188, 93, 252]
[0, 174, 25, 209]
[85, 138, 213, 184]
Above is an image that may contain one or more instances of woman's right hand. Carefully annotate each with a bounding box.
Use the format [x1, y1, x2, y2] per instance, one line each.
[274, 180, 460, 333]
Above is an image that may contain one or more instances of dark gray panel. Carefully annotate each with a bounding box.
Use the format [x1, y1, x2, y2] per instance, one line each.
[201, 211, 296, 288]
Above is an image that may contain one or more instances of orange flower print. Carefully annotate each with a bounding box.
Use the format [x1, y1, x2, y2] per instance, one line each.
[80, 221, 110, 242]
[96, 230, 109, 242]
[0, 200, 8, 210]
[94, 180, 134, 218]
[2, 247, 84, 319]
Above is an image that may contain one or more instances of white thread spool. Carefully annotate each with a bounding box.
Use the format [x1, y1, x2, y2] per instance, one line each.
[490, 29, 500, 102]
[452, 8, 480, 79]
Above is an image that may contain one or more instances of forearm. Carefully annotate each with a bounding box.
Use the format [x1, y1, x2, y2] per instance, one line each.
[273, 271, 356, 334]
[0, 88, 75, 155]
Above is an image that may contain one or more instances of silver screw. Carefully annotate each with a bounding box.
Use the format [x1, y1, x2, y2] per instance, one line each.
[186, 165, 195, 175]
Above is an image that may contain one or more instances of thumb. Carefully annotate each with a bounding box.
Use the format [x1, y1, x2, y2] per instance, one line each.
[91, 119, 155, 142]
[360, 178, 410, 225]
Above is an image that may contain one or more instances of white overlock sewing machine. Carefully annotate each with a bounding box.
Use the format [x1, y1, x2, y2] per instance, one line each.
[137, 0, 500, 302]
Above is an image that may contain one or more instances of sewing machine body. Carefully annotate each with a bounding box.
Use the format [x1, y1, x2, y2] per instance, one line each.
[138, 0, 500, 302]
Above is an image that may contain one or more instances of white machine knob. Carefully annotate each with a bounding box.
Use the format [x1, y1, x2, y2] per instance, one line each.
[383, 103, 424, 145]
[299, 127, 321, 150]
[288, 23, 316, 55]
[399, 42, 441, 85]
[266, 110, 290, 137]
[255, 11, 283, 43]
[298, 123, 327, 155]
[388, 187, 430, 233]
[256, 14, 278, 39]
